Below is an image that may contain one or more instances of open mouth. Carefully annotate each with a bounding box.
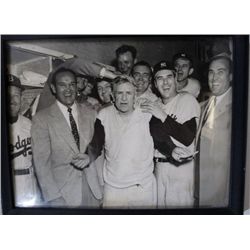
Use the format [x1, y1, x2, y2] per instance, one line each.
[162, 87, 170, 91]
[64, 93, 73, 97]
[211, 82, 220, 89]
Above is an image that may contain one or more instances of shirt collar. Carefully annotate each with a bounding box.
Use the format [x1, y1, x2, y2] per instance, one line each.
[56, 100, 77, 113]
[214, 87, 231, 106]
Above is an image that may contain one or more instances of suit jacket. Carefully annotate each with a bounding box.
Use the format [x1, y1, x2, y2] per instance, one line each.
[198, 88, 232, 207]
[31, 101, 102, 207]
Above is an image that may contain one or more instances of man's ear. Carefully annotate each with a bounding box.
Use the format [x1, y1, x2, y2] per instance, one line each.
[134, 58, 137, 64]
[50, 83, 56, 95]
[154, 79, 158, 89]
[229, 72, 232, 82]
[188, 67, 194, 76]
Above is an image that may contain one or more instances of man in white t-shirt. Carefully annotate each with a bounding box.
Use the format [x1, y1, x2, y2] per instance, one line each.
[88, 77, 157, 208]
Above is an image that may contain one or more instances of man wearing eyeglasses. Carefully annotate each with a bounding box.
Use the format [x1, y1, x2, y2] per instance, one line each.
[31, 68, 102, 207]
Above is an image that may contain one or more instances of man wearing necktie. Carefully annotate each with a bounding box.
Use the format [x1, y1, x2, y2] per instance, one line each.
[196, 56, 232, 207]
[31, 68, 102, 207]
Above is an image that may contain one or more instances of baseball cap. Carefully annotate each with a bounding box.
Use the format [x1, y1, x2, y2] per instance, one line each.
[172, 52, 193, 65]
[7, 74, 24, 90]
[153, 61, 175, 76]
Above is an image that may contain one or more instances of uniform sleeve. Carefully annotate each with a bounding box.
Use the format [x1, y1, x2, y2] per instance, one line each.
[87, 118, 105, 162]
[153, 137, 176, 157]
[31, 114, 61, 202]
[150, 115, 197, 147]
[176, 93, 201, 124]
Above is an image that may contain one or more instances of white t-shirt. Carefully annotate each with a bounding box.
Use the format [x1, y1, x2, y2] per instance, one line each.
[98, 105, 154, 188]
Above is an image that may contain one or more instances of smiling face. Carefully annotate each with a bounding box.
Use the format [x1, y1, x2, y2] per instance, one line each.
[174, 58, 193, 82]
[132, 65, 152, 96]
[97, 80, 112, 104]
[208, 58, 232, 96]
[117, 51, 135, 75]
[114, 81, 135, 114]
[51, 71, 77, 107]
[8, 86, 22, 118]
[154, 69, 177, 102]
[76, 76, 87, 92]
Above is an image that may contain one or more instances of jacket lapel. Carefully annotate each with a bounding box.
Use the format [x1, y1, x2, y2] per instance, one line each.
[77, 103, 96, 153]
[49, 102, 79, 154]
[214, 88, 232, 120]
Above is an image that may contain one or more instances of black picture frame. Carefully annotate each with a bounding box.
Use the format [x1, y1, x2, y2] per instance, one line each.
[1, 35, 248, 215]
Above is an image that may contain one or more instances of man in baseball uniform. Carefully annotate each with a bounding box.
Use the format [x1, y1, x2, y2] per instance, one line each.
[142, 61, 201, 208]
[173, 53, 201, 99]
[8, 74, 40, 207]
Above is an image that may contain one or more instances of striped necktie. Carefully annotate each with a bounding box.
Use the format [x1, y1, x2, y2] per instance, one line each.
[68, 107, 80, 150]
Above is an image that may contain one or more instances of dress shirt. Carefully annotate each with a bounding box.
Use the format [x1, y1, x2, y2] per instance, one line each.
[56, 100, 79, 130]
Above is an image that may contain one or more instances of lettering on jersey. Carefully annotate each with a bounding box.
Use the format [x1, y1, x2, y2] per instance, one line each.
[170, 114, 177, 121]
[9, 135, 32, 160]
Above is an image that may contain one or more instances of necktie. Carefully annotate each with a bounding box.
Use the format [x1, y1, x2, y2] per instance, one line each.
[68, 107, 80, 150]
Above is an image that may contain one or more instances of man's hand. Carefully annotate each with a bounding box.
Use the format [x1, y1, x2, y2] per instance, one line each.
[71, 153, 90, 170]
[172, 147, 197, 163]
[140, 100, 167, 122]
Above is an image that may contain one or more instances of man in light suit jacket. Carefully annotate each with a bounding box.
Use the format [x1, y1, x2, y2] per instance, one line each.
[31, 67, 102, 207]
[196, 56, 232, 207]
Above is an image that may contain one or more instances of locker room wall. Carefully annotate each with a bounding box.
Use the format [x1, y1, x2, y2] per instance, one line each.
[11, 36, 199, 69]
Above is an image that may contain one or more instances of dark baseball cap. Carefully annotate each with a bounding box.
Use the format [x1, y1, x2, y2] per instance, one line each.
[153, 61, 175, 76]
[7, 74, 24, 90]
[173, 52, 193, 65]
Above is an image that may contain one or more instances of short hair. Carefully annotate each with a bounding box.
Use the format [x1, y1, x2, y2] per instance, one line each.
[116, 45, 137, 59]
[209, 55, 233, 73]
[112, 76, 136, 93]
[50, 67, 76, 86]
[132, 61, 152, 76]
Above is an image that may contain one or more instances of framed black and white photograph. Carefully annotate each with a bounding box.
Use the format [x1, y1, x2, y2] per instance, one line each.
[1, 35, 248, 214]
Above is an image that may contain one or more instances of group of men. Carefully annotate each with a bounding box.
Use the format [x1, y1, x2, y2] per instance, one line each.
[8, 44, 232, 209]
